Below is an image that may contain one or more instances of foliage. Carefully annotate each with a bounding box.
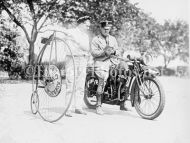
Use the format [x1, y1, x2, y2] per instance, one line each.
[0, 18, 24, 79]
[149, 20, 189, 68]
[0, 0, 141, 64]
[0, 0, 188, 69]
[117, 11, 159, 54]
[59, 0, 140, 35]
[0, 0, 62, 64]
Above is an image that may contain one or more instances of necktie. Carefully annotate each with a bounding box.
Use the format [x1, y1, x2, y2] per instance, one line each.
[106, 36, 109, 46]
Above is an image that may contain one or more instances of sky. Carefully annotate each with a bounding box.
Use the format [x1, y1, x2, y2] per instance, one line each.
[130, 0, 189, 24]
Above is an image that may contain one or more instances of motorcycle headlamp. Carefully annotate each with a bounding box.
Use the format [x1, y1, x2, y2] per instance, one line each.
[141, 53, 153, 65]
[143, 66, 160, 77]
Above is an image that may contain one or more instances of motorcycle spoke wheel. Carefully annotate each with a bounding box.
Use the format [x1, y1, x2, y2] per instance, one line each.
[84, 76, 98, 109]
[32, 36, 75, 123]
[134, 77, 165, 120]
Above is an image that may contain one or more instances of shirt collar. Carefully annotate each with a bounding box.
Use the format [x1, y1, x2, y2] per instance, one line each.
[98, 34, 110, 40]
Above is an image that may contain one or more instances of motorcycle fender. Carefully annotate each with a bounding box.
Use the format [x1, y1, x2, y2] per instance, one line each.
[129, 75, 157, 106]
[128, 77, 137, 107]
[129, 76, 156, 106]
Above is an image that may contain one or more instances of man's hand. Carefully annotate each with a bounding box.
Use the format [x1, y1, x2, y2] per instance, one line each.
[104, 46, 115, 57]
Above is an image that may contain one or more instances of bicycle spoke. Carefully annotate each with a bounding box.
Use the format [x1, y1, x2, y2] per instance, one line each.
[32, 36, 75, 122]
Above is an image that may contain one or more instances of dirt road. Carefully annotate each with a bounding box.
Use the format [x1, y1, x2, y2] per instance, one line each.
[0, 77, 189, 143]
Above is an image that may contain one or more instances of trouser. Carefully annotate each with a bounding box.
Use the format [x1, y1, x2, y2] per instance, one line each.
[65, 55, 88, 110]
[94, 60, 111, 107]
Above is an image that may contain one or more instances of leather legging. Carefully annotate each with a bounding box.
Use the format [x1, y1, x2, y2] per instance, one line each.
[96, 77, 105, 107]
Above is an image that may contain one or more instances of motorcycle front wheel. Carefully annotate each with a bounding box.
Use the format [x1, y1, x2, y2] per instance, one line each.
[134, 77, 165, 120]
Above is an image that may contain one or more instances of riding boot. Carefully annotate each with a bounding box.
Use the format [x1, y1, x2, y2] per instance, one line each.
[120, 88, 129, 111]
[96, 77, 105, 115]
[120, 101, 128, 111]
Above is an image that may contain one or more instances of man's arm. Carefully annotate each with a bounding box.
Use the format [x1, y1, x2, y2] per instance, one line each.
[91, 38, 106, 58]
[104, 37, 120, 57]
[67, 29, 90, 52]
[113, 37, 120, 56]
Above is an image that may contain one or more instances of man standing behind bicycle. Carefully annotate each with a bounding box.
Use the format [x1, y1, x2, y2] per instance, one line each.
[91, 20, 128, 115]
[65, 16, 91, 117]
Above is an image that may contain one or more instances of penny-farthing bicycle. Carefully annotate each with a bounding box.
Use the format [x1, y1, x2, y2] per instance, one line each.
[31, 31, 75, 122]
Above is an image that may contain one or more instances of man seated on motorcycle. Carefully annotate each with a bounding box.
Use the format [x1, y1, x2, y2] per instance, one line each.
[91, 20, 128, 115]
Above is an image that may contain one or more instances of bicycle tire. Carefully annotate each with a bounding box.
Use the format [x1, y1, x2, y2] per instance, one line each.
[32, 34, 75, 122]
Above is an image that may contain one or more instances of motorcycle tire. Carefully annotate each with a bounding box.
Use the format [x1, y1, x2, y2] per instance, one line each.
[134, 77, 165, 120]
[84, 74, 98, 109]
[31, 91, 39, 114]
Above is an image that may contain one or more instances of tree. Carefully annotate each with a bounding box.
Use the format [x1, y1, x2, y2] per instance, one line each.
[120, 11, 156, 50]
[0, 17, 23, 79]
[0, 0, 62, 64]
[58, 0, 140, 35]
[58, 1, 189, 69]
[116, 9, 162, 63]
[175, 21, 189, 63]
[0, 0, 142, 64]
[150, 20, 189, 68]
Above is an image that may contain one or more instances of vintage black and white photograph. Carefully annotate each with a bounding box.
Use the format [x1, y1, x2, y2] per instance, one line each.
[0, 0, 189, 143]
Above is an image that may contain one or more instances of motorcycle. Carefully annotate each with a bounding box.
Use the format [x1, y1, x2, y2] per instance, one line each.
[84, 55, 165, 120]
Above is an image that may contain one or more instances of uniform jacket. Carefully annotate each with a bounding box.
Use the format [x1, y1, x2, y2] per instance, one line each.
[91, 34, 119, 61]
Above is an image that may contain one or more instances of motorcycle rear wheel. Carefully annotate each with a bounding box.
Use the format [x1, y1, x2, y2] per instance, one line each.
[84, 74, 98, 109]
[134, 77, 165, 120]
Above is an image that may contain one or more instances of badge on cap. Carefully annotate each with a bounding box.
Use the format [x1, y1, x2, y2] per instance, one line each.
[100, 21, 112, 28]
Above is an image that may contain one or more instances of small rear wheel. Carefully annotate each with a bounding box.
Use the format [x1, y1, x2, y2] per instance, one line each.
[31, 91, 39, 114]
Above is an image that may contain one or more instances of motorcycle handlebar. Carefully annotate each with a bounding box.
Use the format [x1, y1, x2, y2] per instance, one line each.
[111, 55, 139, 63]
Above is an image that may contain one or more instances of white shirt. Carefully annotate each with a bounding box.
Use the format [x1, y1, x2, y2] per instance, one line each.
[66, 27, 90, 56]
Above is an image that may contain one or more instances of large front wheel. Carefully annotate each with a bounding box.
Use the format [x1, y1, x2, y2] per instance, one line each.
[32, 35, 75, 122]
[134, 77, 165, 120]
